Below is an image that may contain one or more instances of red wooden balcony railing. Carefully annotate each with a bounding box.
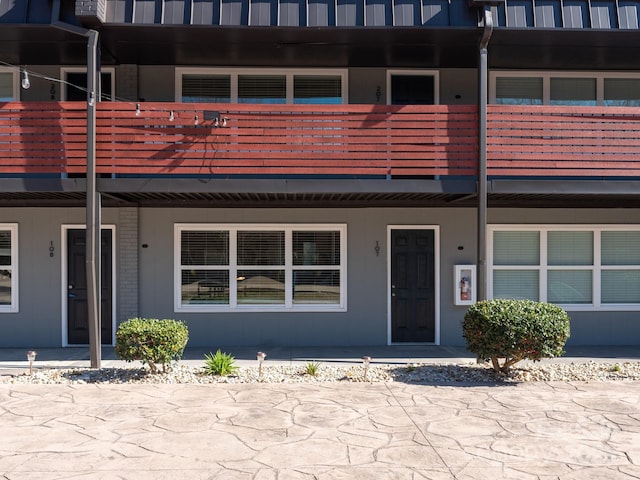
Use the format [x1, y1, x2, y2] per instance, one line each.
[0, 102, 477, 176]
[487, 105, 640, 177]
[1, 102, 640, 177]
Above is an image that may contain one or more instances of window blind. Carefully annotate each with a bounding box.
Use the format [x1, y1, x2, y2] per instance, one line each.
[602, 231, 640, 265]
[495, 77, 542, 105]
[181, 231, 229, 266]
[550, 77, 596, 105]
[548, 231, 593, 266]
[237, 231, 285, 266]
[182, 75, 231, 103]
[493, 231, 540, 266]
[493, 270, 539, 300]
[548, 270, 592, 303]
[0, 73, 13, 101]
[293, 75, 342, 104]
[604, 78, 640, 106]
[238, 75, 286, 104]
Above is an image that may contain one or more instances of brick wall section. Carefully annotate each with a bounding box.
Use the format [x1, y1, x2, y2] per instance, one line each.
[116, 65, 138, 102]
[75, 0, 106, 21]
[118, 207, 139, 326]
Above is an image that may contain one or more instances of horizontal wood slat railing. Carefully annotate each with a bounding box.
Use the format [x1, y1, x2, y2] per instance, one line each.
[0, 102, 478, 176]
[2, 102, 640, 177]
[487, 105, 640, 177]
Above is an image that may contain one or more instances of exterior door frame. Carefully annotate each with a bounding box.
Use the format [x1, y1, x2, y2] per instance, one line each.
[61, 224, 117, 347]
[387, 225, 440, 345]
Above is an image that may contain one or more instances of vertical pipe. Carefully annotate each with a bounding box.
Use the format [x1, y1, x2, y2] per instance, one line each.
[477, 5, 493, 302]
[86, 30, 101, 368]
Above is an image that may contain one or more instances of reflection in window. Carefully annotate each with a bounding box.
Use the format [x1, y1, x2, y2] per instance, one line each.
[177, 225, 345, 310]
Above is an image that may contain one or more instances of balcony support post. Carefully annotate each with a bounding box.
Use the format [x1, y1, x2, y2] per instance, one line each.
[52, 1, 102, 368]
[477, 4, 493, 302]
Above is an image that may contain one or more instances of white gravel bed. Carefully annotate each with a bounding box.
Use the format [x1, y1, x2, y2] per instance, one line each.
[5, 360, 640, 384]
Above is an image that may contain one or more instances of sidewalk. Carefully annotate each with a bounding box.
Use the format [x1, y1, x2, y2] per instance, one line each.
[1, 377, 639, 478]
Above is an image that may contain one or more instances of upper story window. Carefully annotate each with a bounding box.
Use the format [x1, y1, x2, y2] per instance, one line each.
[387, 70, 439, 105]
[61, 68, 115, 101]
[491, 72, 640, 106]
[0, 69, 17, 101]
[0, 224, 18, 313]
[177, 69, 347, 104]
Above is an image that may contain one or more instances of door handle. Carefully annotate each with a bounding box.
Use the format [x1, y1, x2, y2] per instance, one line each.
[68, 285, 74, 289]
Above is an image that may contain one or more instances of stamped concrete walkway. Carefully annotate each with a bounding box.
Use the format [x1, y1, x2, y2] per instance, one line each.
[1, 380, 639, 479]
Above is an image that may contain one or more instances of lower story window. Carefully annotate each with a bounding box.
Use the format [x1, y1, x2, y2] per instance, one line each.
[176, 224, 346, 311]
[0, 224, 17, 312]
[489, 226, 640, 309]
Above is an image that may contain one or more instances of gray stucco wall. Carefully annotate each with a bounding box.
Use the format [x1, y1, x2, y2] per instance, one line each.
[0, 207, 121, 348]
[2, 205, 640, 348]
[136, 207, 477, 348]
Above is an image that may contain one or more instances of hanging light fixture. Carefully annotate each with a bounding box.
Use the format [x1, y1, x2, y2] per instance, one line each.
[21, 69, 30, 89]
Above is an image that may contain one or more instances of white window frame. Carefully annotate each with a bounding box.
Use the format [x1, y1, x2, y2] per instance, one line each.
[0, 224, 18, 313]
[60, 67, 116, 101]
[488, 224, 640, 311]
[175, 68, 349, 104]
[175, 223, 347, 312]
[386, 69, 440, 105]
[0, 68, 18, 101]
[490, 71, 640, 105]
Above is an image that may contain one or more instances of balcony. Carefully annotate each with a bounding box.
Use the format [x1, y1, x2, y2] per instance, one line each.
[1, 102, 640, 178]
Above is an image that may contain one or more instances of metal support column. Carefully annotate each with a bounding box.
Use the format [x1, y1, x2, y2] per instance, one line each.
[477, 4, 493, 302]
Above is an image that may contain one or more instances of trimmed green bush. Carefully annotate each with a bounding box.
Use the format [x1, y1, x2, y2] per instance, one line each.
[463, 299, 570, 374]
[203, 349, 238, 376]
[115, 318, 189, 374]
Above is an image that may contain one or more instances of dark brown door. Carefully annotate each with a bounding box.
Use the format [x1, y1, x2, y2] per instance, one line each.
[391, 229, 435, 343]
[67, 229, 113, 345]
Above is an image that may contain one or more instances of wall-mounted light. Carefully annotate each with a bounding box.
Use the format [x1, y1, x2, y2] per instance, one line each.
[21, 69, 30, 90]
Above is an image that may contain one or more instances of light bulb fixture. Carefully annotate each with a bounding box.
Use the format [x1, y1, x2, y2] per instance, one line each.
[194, 114, 199, 126]
[169, 110, 174, 122]
[21, 69, 30, 89]
[222, 117, 228, 127]
[135, 103, 141, 116]
[214, 117, 219, 127]
[88, 92, 96, 107]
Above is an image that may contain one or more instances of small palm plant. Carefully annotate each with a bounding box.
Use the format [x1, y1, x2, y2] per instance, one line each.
[305, 361, 321, 377]
[203, 350, 239, 376]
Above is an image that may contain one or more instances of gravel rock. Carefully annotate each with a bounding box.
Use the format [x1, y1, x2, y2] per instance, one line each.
[5, 360, 640, 385]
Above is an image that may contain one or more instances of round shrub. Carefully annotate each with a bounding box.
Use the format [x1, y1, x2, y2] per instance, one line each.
[463, 299, 570, 374]
[115, 317, 189, 373]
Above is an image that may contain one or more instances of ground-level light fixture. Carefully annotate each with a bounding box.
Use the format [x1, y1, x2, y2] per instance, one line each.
[362, 356, 372, 381]
[27, 350, 37, 375]
[257, 351, 267, 378]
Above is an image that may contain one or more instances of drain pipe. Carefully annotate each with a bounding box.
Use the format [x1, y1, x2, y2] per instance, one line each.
[51, 1, 102, 368]
[476, 4, 493, 302]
